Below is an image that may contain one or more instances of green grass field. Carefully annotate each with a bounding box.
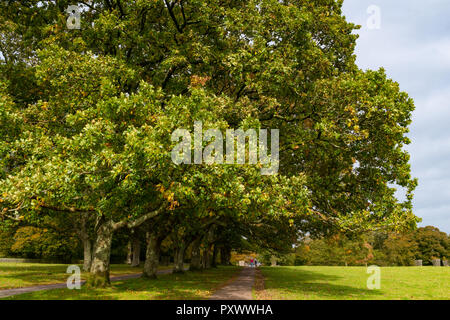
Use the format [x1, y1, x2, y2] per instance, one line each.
[0, 263, 174, 290]
[255, 266, 450, 300]
[1, 264, 449, 300]
[0, 266, 241, 300]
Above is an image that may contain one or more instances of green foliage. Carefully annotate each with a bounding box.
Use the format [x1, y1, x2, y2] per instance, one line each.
[293, 234, 372, 266]
[0, 225, 15, 257]
[382, 233, 418, 266]
[9, 226, 80, 261]
[285, 226, 448, 267]
[413, 226, 449, 264]
[0, 0, 419, 267]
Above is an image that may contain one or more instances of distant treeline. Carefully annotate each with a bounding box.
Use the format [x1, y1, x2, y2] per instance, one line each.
[260, 226, 449, 266]
[0, 224, 142, 263]
[2, 223, 449, 267]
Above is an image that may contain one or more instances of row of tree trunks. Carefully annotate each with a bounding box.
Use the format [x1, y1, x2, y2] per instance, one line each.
[83, 206, 165, 287]
[188, 225, 224, 271]
[84, 213, 227, 287]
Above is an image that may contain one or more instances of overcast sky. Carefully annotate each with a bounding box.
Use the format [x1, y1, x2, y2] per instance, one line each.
[342, 0, 450, 233]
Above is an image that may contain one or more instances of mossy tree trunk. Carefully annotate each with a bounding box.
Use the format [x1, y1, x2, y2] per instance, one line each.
[189, 236, 203, 271]
[143, 232, 164, 279]
[131, 232, 140, 267]
[82, 238, 93, 272]
[173, 239, 187, 273]
[125, 240, 132, 264]
[220, 246, 232, 265]
[211, 244, 218, 268]
[87, 219, 114, 287]
[85, 206, 164, 287]
[202, 243, 214, 269]
[77, 212, 94, 272]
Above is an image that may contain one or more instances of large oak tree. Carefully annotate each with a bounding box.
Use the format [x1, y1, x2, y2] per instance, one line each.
[1, 0, 418, 286]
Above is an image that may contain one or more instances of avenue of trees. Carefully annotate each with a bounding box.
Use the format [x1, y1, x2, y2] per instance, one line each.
[0, 1, 418, 287]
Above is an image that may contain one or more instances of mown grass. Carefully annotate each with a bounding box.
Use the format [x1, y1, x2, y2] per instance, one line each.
[255, 266, 450, 300]
[0, 263, 173, 290]
[1, 266, 241, 300]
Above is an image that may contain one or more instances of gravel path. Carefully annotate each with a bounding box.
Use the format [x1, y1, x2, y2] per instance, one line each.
[209, 267, 256, 300]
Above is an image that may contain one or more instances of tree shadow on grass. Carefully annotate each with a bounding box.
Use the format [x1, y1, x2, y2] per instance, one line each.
[0, 264, 69, 273]
[112, 266, 242, 300]
[0, 264, 146, 290]
[263, 267, 383, 300]
[3, 266, 241, 300]
[0, 267, 72, 289]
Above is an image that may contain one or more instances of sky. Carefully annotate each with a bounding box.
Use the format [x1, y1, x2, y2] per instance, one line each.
[341, 0, 450, 233]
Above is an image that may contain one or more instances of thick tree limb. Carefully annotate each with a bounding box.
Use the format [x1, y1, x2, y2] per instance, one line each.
[113, 205, 166, 231]
[40, 204, 96, 213]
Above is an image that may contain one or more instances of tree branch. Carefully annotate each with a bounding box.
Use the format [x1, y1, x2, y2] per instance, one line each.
[113, 205, 166, 231]
[40, 204, 95, 213]
[164, 0, 183, 33]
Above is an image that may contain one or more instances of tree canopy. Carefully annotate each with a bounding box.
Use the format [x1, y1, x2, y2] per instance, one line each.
[0, 0, 418, 286]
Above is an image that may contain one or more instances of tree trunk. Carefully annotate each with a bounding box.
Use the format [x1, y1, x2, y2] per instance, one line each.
[173, 240, 186, 273]
[131, 234, 140, 267]
[220, 247, 231, 265]
[84, 206, 165, 287]
[88, 219, 114, 287]
[203, 227, 215, 269]
[203, 244, 213, 269]
[189, 236, 203, 271]
[125, 240, 132, 264]
[211, 244, 218, 268]
[143, 232, 163, 279]
[77, 212, 93, 272]
[82, 238, 93, 272]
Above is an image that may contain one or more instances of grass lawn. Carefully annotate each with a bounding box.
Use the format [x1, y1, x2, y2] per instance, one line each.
[1, 266, 241, 300]
[255, 266, 450, 300]
[0, 263, 174, 290]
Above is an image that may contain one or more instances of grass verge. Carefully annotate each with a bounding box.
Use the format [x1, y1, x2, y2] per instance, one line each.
[0, 263, 172, 290]
[1, 266, 242, 300]
[257, 266, 450, 300]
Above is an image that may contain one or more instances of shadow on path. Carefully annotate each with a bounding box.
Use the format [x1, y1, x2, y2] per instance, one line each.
[209, 267, 255, 300]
